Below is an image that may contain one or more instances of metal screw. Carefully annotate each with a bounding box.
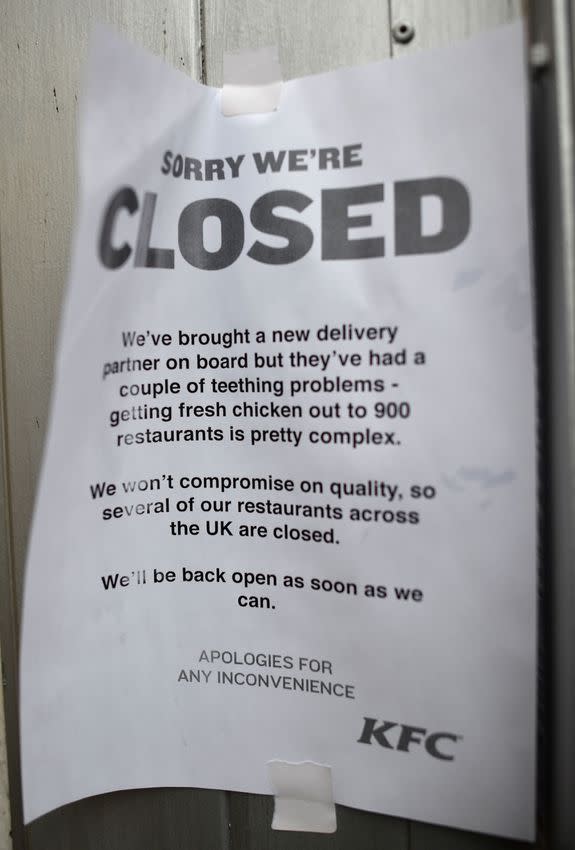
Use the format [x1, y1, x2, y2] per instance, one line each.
[392, 21, 415, 45]
[530, 42, 551, 72]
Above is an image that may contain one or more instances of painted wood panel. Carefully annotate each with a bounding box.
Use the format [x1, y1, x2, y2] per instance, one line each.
[0, 4, 204, 848]
[390, 0, 522, 53]
[0, 0, 201, 609]
[201, 2, 407, 846]
[27, 789, 230, 850]
[203, 1, 538, 848]
[0, 1, 542, 848]
[203, 0, 392, 86]
[388, 4, 533, 848]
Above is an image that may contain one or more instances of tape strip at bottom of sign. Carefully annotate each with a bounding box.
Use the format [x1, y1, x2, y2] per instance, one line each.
[221, 46, 282, 116]
[267, 760, 337, 833]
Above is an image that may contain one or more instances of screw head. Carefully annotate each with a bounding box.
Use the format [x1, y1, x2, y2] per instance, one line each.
[392, 21, 415, 45]
[530, 42, 551, 71]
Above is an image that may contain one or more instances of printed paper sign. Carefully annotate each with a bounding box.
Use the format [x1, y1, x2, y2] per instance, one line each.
[20, 22, 536, 840]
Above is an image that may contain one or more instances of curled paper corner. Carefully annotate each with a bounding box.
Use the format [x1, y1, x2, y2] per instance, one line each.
[221, 46, 282, 116]
[267, 760, 337, 833]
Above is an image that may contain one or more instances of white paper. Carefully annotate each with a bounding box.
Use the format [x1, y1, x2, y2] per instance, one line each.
[20, 22, 536, 841]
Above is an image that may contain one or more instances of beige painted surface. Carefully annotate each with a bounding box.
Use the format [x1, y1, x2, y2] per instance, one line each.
[203, 0, 391, 86]
[0, 0, 202, 608]
[391, 0, 522, 53]
[0, 3, 201, 846]
[0, 2, 524, 847]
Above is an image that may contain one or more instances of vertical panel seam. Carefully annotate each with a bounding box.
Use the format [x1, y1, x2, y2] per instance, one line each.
[198, 0, 207, 84]
[223, 790, 231, 850]
[387, 0, 395, 56]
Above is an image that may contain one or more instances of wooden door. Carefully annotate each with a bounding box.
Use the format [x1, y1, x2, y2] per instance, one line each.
[0, 2, 545, 848]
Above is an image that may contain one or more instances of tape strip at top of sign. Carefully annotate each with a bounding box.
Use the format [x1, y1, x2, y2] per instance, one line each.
[20, 20, 537, 843]
[221, 45, 282, 115]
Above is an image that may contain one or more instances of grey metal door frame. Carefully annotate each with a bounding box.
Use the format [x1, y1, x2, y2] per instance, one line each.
[530, 1, 575, 848]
